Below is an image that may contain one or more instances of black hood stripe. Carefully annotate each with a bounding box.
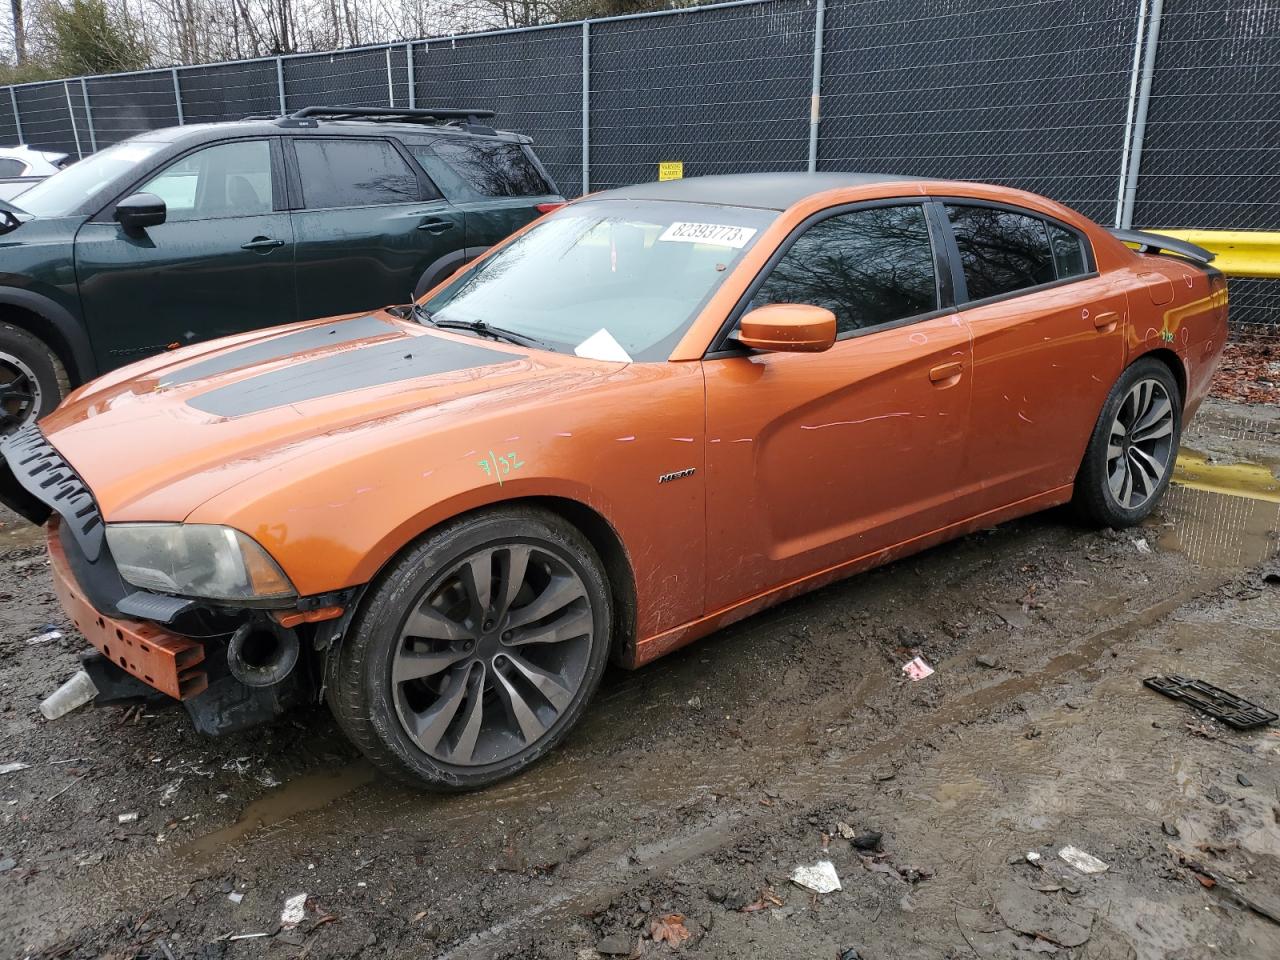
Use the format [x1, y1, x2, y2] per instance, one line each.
[158, 315, 396, 388]
[188, 335, 516, 417]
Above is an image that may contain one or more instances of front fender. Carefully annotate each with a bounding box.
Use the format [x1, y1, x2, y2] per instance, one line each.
[187, 361, 709, 641]
[0, 284, 96, 381]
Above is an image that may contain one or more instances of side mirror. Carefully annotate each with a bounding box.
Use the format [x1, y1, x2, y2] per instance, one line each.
[114, 192, 166, 232]
[737, 303, 837, 353]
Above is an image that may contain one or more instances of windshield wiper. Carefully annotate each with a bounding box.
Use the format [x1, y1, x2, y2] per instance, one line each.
[415, 305, 550, 351]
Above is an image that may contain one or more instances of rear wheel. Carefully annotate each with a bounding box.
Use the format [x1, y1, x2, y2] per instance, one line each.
[0, 323, 68, 434]
[1073, 357, 1181, 527]
[328, 506, 612, 790]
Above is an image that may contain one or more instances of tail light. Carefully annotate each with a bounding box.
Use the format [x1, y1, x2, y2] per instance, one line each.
[535, 202, 566, 214]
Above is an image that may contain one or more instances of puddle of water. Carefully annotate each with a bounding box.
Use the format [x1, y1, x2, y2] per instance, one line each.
[1154, 482, 1280, 569]
[178, 760, 376, 862]
[1174, 447, 1280, 503]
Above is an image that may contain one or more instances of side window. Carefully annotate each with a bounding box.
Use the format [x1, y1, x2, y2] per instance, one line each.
[946, 205, 1055, 301]
[1048, 223, 1089, 279]
[139, 140, 273, 222]
[294, 139, 420, 208]
[410, 139, 551, 201]
[747, 204, 938, 335]
[0, 158, 26, 177]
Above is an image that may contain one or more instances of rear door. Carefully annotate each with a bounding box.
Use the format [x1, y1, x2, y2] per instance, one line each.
[405, 137, 562, 273]
[287, 137, 465, 319]
[74, 137, 297, 365]
[942, 201, 1127, 511]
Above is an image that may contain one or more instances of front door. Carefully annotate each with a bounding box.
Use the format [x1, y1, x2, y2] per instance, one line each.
[287, 137, 466, 320]
[75, 138, 297, 368]
[702, 202, 973, 612]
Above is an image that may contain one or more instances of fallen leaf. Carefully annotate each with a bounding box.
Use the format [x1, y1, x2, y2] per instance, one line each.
[742, 888, 784, 912]
[650, 913, 691, 945]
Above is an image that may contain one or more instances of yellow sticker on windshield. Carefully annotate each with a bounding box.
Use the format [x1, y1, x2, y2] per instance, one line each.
[658, 222, 757, 249]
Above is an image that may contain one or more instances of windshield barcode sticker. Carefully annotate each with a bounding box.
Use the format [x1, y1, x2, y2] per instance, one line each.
[658, 222, 757, 249]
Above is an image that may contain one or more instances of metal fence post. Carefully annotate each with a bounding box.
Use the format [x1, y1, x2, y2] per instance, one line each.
[63, 80, 83, 159]
[406, 43, 416, 109]
[172, 67, 185, 125]
[1115, 0, 1149, 227]
[385, 47, 395, 107]
[9, 87, 24, 145]
[807, 0, 825, 172]
[80, 78, 97, 153]
[276, 56, 287, 115]
[582, 22, 591, 194]
[1121, 0, 1164, 229]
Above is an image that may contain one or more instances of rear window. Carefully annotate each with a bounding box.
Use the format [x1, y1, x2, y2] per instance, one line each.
[410, 139, 552, 201]
[946, 204, 1055, 302]
[0, 158, 26, 177]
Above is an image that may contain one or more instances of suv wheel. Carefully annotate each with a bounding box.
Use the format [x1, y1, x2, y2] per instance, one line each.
[0, 323, 68, 434]
[1073, 357, 1181, 527]
[329, 506, 612, 790]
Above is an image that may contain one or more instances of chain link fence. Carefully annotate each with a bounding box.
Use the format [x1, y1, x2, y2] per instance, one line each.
[0, 0, 1275, 330]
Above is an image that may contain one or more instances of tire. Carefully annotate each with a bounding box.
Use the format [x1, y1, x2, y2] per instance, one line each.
[0, 322, 68, 434]
[328, 506, 612, 791]
[1073, 357, 1182, 528]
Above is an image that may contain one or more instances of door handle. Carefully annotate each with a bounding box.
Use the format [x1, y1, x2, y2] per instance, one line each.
[241, 236, 285, 251]
[417, 218, 455, 234]
[928, 361, 964, 385]
[1092, 310, 1120, 333]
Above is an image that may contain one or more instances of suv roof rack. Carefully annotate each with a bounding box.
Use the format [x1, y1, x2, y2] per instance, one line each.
[266, 105, 498, 135]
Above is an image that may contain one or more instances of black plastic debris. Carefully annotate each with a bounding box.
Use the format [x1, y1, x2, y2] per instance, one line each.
[1143, 676, 1278, 730]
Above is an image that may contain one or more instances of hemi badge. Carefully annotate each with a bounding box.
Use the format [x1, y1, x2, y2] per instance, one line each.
[658, 467, 696, 484]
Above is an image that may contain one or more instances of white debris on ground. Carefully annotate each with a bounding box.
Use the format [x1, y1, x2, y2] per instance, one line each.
[1058, 845, 1109, 874]
[790, 860, 841, 894]
[281, 892, 308, 927]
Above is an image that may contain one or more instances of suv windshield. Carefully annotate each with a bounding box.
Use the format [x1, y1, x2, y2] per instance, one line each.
[423, 199, 774, 362]
[15, 140, 167, 218]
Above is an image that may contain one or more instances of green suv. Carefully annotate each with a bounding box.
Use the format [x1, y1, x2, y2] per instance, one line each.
[0, 106, 563, 430]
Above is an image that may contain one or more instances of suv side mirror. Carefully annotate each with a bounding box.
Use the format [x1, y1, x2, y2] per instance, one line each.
[115, 192, 167, 232]
[737, 303, 837, 353]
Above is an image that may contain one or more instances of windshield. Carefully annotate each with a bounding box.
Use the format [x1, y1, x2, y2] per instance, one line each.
[423, 199, 775, 361]
[15, 140, 167, 218]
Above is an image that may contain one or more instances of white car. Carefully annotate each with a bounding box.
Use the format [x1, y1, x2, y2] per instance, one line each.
[0, 145, 70, 201]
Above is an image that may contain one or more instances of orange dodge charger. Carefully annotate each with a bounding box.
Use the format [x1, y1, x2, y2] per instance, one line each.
[1, 174, 1226, 789]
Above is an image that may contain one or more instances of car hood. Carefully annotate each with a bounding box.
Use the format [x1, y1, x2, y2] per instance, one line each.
[39, 311, 608, 521]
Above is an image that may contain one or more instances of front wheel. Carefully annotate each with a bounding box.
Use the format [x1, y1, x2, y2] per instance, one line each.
[0, 323, 68, 434]
[1073, 357, 1182, 527]
[328, 507, 612, 790]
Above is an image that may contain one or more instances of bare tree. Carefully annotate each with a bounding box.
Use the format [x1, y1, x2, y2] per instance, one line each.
[10, 0, 24, 62]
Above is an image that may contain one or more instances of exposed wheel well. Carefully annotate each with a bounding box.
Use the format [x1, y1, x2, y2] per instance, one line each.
[1139, 348, 1187, 406]
[0, 303, 78, 385]
[522, 496, 638, 665]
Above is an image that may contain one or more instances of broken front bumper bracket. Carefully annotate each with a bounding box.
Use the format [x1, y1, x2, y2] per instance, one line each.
[48, 529, 208, 700]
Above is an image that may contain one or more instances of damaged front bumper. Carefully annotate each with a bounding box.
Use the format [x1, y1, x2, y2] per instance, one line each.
[1, 424, 346, 735]
[48, 527, 208, 700]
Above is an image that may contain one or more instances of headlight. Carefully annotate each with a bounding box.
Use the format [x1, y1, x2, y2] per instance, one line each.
[105, 523, 295, 602]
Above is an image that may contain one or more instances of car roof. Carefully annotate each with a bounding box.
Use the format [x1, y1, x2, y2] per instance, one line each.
[592, 172, 932, 211]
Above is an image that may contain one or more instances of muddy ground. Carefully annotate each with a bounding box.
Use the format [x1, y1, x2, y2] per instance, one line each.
[2, 397, 1279, 960]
